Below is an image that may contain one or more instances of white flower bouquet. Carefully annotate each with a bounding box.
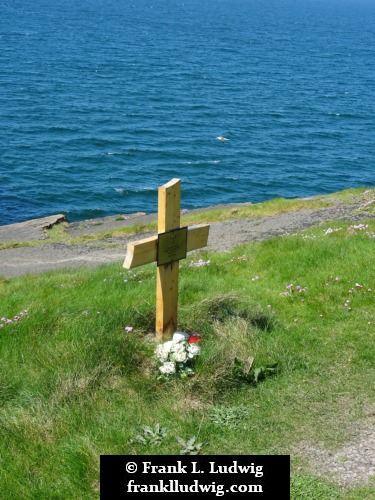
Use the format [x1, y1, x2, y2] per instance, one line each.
[155, 331, 201, 379]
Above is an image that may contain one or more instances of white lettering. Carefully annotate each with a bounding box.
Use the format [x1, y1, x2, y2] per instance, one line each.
[209, 461, 263, 477]
[191, 461, 204, 474]
[127, 480, 138, 492]
[142, 461, 187, 473]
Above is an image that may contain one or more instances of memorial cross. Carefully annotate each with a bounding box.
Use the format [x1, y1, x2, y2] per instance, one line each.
[123, 179, 210, 340]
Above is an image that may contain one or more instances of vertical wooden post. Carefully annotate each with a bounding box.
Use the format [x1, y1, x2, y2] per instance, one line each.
[123, 177, 209, 340]
[156, 179, 181, 340]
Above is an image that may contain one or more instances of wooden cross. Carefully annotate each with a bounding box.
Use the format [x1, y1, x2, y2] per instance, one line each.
[123, 179, 210, 340]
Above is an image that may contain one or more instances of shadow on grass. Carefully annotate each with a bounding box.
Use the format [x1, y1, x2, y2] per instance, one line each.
[187, 293, 277, 333]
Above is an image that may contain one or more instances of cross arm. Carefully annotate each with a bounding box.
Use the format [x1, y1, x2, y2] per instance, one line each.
[123, 224, 210, 270]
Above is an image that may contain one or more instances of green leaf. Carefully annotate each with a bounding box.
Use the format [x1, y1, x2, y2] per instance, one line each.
[134, 434, 147, 444]
[253, 368, 262, 383]
[176, 436, 186, 446]
[187, 436, 196, 447]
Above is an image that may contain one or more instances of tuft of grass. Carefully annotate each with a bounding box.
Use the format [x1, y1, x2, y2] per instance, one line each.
[325, 186, 375, 203]
[93, 196, 332, 240]
[291, 474, 341, 499]
[0, 240, 45, 251]
[181, 196, 333, 226]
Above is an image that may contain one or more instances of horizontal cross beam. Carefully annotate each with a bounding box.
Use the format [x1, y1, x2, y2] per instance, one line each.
[123, 224, 210, 270]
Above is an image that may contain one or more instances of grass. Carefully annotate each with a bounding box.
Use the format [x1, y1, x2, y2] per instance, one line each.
[1, 207, 375, 497]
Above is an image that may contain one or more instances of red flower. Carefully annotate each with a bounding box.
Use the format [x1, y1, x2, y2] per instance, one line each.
[188, 333, 201, 344]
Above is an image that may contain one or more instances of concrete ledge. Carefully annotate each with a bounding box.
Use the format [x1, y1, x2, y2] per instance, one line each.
[0, 214, 67, 242]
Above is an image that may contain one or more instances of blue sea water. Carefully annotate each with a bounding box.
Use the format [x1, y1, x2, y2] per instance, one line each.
[1, 0, 374, 225]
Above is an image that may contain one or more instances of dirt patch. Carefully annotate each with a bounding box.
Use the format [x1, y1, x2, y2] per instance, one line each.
[297, 423, 375, 486]
[206, 201, 370, 252]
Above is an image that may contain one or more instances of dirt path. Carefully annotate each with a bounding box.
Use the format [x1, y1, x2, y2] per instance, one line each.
[0, 200, 373, 278]
[297, 423, 375, 487]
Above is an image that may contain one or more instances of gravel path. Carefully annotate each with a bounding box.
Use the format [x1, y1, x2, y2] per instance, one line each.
[297, 423, 375, 487]
[0, 200, 374, 278]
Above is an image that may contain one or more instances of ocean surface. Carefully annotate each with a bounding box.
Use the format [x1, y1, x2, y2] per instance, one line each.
[1, 0, 374, 225]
